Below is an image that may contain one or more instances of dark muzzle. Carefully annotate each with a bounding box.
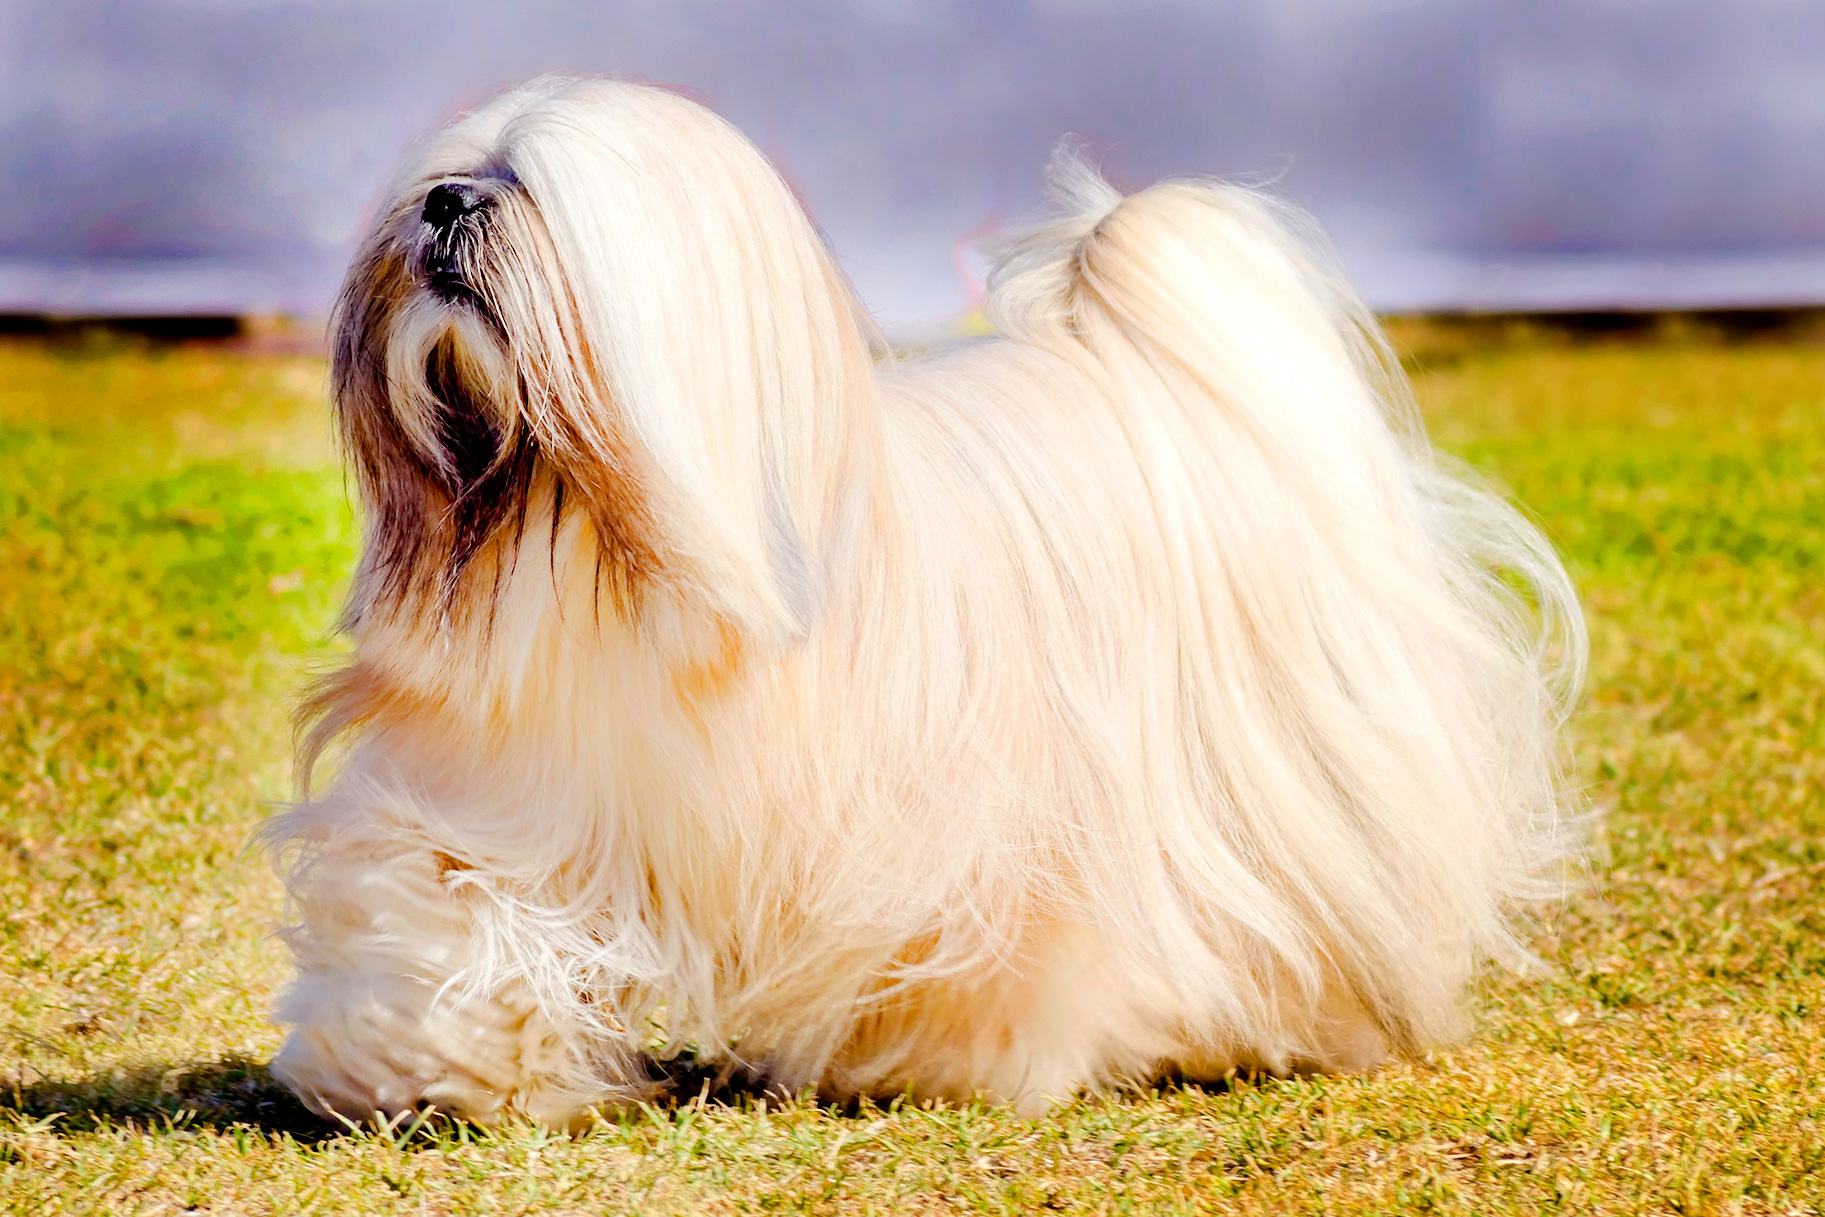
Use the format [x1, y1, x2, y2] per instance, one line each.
[421, 182, 490, 303]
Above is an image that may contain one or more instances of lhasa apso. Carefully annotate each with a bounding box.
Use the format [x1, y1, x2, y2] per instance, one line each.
[265, 78, 1584, 1125]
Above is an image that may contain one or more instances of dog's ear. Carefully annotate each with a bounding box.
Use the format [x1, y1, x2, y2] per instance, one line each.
[499, 84, 878, 643]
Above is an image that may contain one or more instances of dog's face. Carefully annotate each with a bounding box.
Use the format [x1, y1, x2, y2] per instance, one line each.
[331, 79, 875, 659]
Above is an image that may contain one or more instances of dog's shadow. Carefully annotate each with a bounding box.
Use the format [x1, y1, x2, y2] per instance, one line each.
[3, 1055, 1255, 1144]
[2, 1057, 333, 1141]
[0, 1055, 833, 1144]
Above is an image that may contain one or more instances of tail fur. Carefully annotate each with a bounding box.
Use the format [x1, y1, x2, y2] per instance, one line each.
[985, 147, 1586, 1053]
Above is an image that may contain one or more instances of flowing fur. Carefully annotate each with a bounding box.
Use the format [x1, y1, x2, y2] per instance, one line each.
[264, 78, 1585, 1125]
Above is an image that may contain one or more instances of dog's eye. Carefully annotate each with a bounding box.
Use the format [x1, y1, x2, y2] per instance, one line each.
[425, 345, 501, 490]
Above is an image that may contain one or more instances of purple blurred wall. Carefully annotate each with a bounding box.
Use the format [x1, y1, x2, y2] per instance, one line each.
[4, 0, 1824, 333]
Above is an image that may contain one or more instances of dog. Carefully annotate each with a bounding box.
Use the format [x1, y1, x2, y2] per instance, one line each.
[264, 77, 1585, 1126]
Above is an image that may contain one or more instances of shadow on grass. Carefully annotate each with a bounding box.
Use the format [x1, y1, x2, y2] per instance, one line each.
[1, 1052, 1260, 1145]
[0, 1054, 864, 1144]
[654, 1055, 1256, 1119]
[2, 1056, 331, 1141]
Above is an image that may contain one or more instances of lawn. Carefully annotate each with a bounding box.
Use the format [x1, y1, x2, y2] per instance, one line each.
[0, 321, 1821, 1214]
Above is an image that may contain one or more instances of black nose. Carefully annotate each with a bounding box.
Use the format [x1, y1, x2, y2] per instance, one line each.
[422, 182, 485, 229]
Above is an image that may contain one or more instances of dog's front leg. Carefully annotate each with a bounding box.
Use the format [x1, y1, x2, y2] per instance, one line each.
[269, 821, 649, 1128]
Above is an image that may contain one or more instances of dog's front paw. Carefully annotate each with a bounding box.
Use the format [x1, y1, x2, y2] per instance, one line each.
[274, 968, 640, 1127]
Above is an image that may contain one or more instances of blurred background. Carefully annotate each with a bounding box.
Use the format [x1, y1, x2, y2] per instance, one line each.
[3, 0, 1824, 341]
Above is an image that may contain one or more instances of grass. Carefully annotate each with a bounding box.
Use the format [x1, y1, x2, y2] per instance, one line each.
[0, 322, 1821, 1214]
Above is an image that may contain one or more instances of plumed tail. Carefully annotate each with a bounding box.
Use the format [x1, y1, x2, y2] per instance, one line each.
[985, 147, 1586, 1053]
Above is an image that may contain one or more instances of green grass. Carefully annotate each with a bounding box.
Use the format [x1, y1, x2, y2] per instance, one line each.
[1, 325, 1821, 1214]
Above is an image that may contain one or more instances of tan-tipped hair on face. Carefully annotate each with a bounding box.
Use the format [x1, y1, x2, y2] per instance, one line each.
[264, 78, 1586, 1129]
[329, 177, 636, 633]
